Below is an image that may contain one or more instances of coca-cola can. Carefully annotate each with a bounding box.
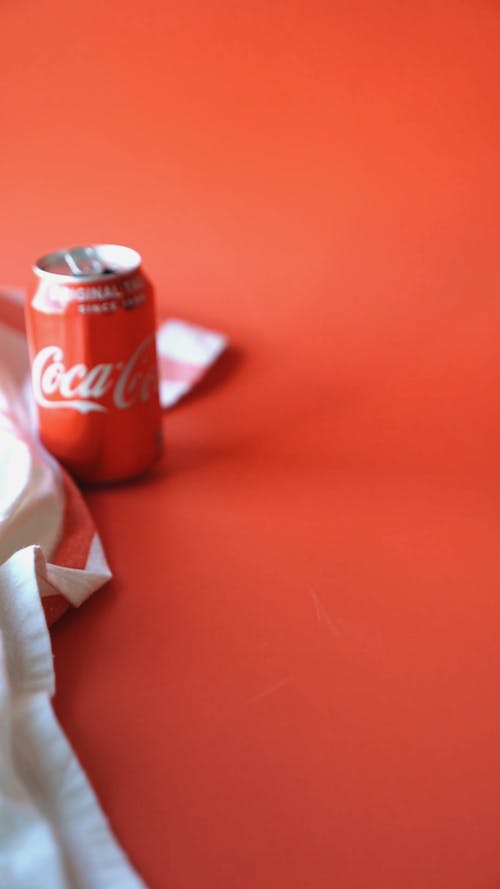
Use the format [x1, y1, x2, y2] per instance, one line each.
[26, 244, 163, 483]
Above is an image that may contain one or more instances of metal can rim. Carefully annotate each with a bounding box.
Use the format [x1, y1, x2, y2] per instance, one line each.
[33, 244, 142, 283]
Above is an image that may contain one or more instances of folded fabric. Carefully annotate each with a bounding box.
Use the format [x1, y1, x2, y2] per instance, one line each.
[0, 287, 228, 887]
[0, 288, 227, 624]
[0, 545, 147, 889]
[157, 318, 227, 408]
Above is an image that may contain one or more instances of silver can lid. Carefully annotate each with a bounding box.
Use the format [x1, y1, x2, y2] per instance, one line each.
[34, 244, 141, 283]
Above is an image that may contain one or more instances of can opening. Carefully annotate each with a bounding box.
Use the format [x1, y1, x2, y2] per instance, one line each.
[34, 244, 142, 282]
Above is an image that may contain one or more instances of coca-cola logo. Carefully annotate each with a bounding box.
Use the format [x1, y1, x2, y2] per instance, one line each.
[32, 336, 158, 414]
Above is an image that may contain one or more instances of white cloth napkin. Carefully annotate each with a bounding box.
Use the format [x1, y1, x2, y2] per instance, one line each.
[0, 287, 227, 887]
[0, 546, 146, 889]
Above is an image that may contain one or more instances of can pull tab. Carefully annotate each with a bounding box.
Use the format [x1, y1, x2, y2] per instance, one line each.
[64, 247, 113, 276]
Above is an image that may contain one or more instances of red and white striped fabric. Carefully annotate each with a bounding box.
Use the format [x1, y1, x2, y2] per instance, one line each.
[0, 288, 227, 626]
[0, 288, 109, 627]
[157, 318, 227, 408]
[0, 287, 227, 889]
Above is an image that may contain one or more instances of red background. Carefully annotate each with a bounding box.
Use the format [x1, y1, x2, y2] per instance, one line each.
[1, 2, 499, 887]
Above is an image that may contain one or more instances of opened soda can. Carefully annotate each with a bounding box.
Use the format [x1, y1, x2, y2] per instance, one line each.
[26, 244, 163, 483]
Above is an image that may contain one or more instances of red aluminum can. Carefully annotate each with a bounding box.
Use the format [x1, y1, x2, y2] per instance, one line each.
[25, 244, 163, 483]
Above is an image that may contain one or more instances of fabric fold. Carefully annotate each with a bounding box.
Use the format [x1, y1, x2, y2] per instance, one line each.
[0, 545, 146, 889]
[0, 286, 228, 887]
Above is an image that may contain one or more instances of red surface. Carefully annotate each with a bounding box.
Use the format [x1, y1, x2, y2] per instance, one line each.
[1, 3, 499, 887]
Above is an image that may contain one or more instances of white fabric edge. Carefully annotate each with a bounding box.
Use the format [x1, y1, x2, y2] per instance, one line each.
[159, 379, 190, 409]
[156, 318, 227, 366]
[0, 545, 146, 889]
[45, 534, 112, 607]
